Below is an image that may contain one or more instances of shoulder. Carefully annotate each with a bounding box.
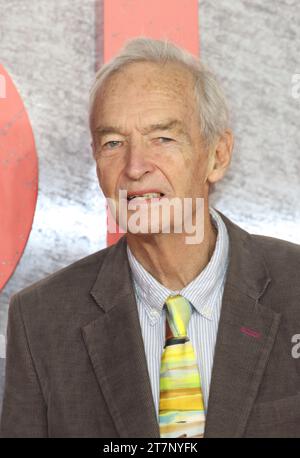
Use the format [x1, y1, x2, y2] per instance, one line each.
[250, 233, 300, 313]
[250, 233, 300, 272]
[216, 208, 300, 272]
[9, 243, 115, 318]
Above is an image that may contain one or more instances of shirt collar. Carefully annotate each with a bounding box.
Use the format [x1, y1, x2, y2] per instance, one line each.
[126, 206, 229, 325]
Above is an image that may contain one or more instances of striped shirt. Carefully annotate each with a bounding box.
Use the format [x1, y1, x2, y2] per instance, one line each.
[126, 206, 229, 421]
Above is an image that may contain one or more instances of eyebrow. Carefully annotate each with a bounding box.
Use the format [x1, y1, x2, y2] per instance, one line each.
[93, 119, 189, 138]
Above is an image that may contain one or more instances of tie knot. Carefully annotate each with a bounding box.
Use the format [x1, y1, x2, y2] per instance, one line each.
[164, 294, 192, 338]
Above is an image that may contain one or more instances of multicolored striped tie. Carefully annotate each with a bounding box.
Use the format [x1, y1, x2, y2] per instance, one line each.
[159, 294, 206, 438]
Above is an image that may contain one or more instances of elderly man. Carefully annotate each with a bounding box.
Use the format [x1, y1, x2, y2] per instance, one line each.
[1, 37, 300, 438]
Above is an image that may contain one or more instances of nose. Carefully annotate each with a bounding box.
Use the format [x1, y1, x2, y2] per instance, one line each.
[124, 140, 155, 181]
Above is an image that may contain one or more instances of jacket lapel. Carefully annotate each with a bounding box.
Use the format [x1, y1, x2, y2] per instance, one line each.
[204, 211, 282, 437]
[81, 235, 160, 438]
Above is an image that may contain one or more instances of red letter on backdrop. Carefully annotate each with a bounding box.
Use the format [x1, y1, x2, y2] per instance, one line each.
[0, 65, 38, 291]
[98, 0, 199, 246]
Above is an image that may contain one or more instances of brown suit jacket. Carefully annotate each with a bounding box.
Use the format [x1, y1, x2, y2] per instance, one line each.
[1, 210, 300, 437]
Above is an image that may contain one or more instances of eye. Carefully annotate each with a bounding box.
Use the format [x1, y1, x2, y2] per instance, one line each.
[103, 140, 122, 149]
[157, 137, 174, 143]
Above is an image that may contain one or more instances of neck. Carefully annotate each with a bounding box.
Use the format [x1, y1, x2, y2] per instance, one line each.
[126, 206, 217, 291]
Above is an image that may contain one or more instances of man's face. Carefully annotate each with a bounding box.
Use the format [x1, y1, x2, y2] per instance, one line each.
[92, 61, 212, 234]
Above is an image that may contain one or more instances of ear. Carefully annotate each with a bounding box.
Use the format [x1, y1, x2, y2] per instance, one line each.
[205, 129, 234, 184]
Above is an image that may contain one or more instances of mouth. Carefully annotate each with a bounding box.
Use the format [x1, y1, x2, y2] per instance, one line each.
[127, 192, 165, 202]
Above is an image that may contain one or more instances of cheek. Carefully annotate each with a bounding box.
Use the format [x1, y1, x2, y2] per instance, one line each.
[183, 156, 192, 170]
[159, 152, 189, 183]
[96, 162, 110, 190]
[97, 160, 122, 197]
[170, 154, 193, 182]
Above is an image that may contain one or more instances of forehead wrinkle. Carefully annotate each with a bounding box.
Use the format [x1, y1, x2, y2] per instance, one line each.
[94, 118, 191, 140]
[100, 63, 195, 110]
[140, 119, 186, 135]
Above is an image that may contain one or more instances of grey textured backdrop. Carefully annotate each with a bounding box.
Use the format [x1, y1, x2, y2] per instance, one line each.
[200, 0, 300, 239]
[0, 0, 299, 411]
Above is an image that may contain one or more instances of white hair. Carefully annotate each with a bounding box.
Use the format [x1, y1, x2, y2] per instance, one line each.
[89, 36, 229, 149]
